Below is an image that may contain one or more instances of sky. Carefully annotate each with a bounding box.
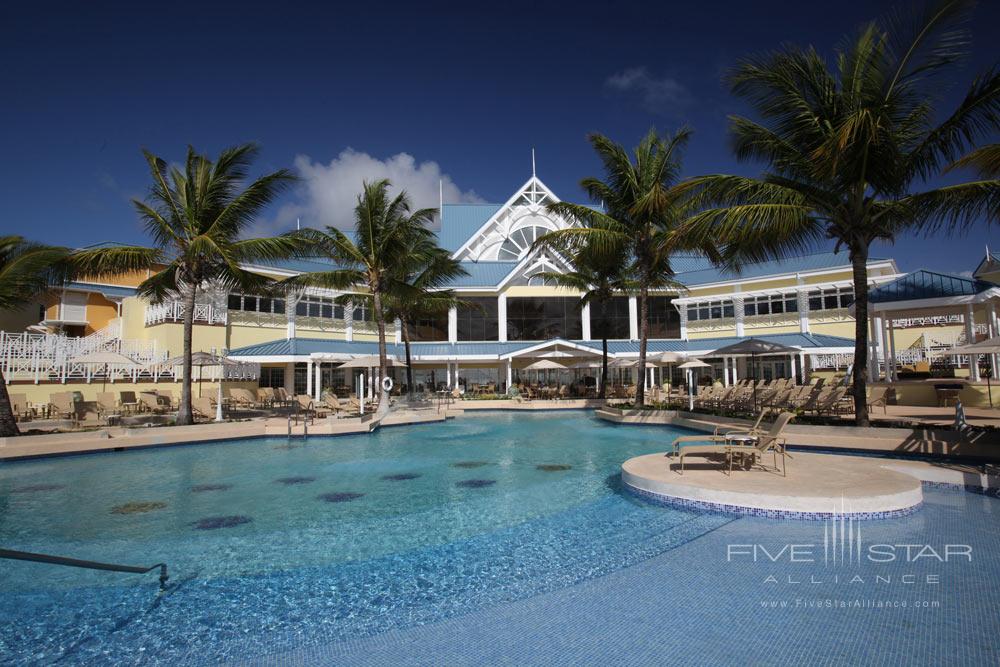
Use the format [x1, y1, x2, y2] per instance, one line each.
[1, 0, 998, 276]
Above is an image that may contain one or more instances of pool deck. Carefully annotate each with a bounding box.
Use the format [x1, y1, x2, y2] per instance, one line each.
[622, 450, 928, 518]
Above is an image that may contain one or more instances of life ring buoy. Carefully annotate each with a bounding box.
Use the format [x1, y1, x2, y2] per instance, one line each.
[382, 376, 394, 392]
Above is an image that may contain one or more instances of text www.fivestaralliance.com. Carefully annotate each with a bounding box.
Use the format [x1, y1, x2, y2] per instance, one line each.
[761, 599, 941, 609]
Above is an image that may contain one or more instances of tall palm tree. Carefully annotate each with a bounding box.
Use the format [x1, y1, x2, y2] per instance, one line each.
[531, 238, 634, 399]
[384, 239, 467, 398]
[538, 129, 719, 405]
[112, 144, 300, 425]
[288, 180, 437, 414]
[0, 237, 153, 436]
[678, 0, 1000, 425]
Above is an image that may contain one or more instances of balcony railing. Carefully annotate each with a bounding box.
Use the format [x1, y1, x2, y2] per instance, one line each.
[145, 302, 227, 326]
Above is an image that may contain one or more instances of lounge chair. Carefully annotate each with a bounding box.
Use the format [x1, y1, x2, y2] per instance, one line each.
[867, 386, 890, 414]
[139, 391, 169, 414]
[296, 394, 328, 418]
[49, 392, 79, 422]
[669, 412, 795, 476]
[258, 387, 276, 406]
[9, 393, 32, 421]
[96, 392, 120, 420]
[119, 391, 140, 414]
[192, 396, 217, 420]
[155, 389, 178, 409]
[811, 387, 849, 416]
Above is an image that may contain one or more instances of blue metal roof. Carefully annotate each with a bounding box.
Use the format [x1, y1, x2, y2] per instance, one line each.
[65, 281, 137, 298]
[230, 332, 853, 359]
[450, 261, 517, 287]
[869, 270, 994, 304]
[438, 204, 503, 252]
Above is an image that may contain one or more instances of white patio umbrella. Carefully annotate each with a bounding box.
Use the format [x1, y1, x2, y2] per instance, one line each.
[677, 359, 712, 410]
[162, 351, 241, 398]
[70, 350, 142, 392]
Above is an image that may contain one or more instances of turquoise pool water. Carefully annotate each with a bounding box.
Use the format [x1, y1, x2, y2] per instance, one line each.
[1, 412, 998, 665]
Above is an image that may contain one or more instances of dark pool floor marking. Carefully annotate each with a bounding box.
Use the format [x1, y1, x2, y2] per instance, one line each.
[191, 484, 232, 492]
[10, 484, 65, 493]
[275, 476, 316, 485]
[192, 515, 252, 530]
[318, 492, 365, 503]
[536, 464, 572, 472]
[111, 501, 167, 515]
[451, 461, 490, 469]
[456, 479, 497, 488]
[382, 473, 421, 481]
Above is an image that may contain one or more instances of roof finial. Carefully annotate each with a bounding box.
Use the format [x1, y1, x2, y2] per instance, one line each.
[987, 244, 991, 262]
[531, 148, 536, 178]
[296, 217, 300, 231]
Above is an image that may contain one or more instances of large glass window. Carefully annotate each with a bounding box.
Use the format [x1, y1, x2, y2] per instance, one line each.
[294, 295, 342, 319]
[507, 297, 583, 340]
[744, 294, 798, 317]
[258, 366, 285, 388]
[410, 313, 449, 342]
[458, 297, 499, 341]
[498, 225, 550, 260]
[808, 287, 854, 311]
[592, 297, 631, 339]
[686, 300, 735, 322]
[648, 296, 681, 338]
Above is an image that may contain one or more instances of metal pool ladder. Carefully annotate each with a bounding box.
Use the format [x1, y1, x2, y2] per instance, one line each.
[0, 548, 169, 590]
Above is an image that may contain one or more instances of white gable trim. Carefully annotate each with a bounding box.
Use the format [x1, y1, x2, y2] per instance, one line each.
[500, 339, 604, 360]
[450, 176, 563, 260]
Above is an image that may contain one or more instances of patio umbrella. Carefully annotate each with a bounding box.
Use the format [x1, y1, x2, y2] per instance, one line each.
[162, 351, 240, 398]
[707, 338, 801, 412]
[69, 350, 141, 392]
[677, 359, 711, 410]
[650, 351, 685, 390]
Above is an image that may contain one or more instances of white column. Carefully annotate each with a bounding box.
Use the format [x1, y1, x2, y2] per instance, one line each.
[628, 296, 639, 341]
[497, 294, 508, 342]
[966, 304, 980, 381]
[284, 363, 295, 396]
[790, 355, 797, 382]
[679, 305, 688, 341]
[879, 316, 891, 383]
[988, 303, 999, 378]
[797, 290, 810, 334]
[648, 366, 654, 390]
[722, 357, 730, 387]
[867, 313, 880, 382]
[581, 302, 591, 341]
[394, 318, 402, 344]
[446, 362, 452, 388]
[448, 307, 458, 343]
[888, 318, 899, 382]
[306, 359, 313, 397]
[286, 293, 298, 339]
[314, 362, 322, 401]
[506, 359, 512, 391]
[799, 352, 806, 384]
[733, 297, 745, 338]
[345, 300, 354, 342]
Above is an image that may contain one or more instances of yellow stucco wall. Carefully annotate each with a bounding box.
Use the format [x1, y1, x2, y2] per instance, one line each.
[85, 293, 118, 334]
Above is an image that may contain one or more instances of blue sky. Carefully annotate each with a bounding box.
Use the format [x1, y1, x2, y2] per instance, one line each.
[1, 0, 998, 275]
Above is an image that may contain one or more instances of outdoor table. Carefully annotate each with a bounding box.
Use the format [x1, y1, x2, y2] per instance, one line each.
[724, 433, 759, 470]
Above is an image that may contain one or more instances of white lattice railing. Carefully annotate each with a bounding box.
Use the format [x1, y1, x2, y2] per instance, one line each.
[0, 321, 172, 384]
[145, 301, 228, 326]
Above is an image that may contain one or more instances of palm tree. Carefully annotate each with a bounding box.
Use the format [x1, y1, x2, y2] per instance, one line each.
[288, 180, 437, 414]
[0, 237, 152, 436]
[384, 239, 467, 398]
[113, 144, 300, 425]
[537, 129, 719, 405]
[531, 238, 634, 399]
[678, 0, 1000, 425]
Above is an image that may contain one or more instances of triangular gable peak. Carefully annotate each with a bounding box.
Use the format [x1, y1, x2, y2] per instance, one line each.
[451, 176, 579, 262]
[497, 244, 577, 289]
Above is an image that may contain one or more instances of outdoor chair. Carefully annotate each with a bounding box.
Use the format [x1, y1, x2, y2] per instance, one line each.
[139, 392, 169, 414]
[96, 392, 120, 420]
[669, 412, 795, 476]
[48, 392, 79, 423]
[295, 394, 326, 418]
[867, 386, 890, 414]
[192, 396, 217, 421]
[119, 391, 140, 414]
[9, 393, 32, 421]
[155, 389, 178, 409]
[258, 387, 276, 406]
[810, 387, 849, 416]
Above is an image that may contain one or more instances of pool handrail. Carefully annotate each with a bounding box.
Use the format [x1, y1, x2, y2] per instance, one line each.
[0, 547, 169, 590]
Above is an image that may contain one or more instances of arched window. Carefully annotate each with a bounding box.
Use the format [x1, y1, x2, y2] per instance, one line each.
[526, 273, 555, 287]
[498, 225, 550, 260]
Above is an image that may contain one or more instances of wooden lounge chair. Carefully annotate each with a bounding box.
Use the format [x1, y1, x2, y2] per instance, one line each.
[670, 412, 795, 476]
[96, 392, 120, 420]
[49, 391, 79, 422]
[155, 389, 178, 409]
[139, 392, 169, 414]
[258, 387, 276, 406]
[296, 394, 328, 418]
[9, 393, 32, 421]
[119, 391, 140, 414]
[812, 387, 849, 416]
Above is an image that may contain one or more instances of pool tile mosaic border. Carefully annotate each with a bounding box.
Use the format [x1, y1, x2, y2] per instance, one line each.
[622, 481, 923, 520]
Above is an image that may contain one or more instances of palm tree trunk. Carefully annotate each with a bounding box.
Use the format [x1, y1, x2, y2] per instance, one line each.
[372, 288, 390, 415]
[402, 319, 414, 398]
[0, 368, 21, 437]
[850, 244, 871, 427]
[599, 300, 608, 400]
[637, 286, 649, 406]
[176, 285, 197, 426]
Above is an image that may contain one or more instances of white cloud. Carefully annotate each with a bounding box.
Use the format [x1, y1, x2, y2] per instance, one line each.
[605, 67, 693, 114]
[257, 149, 483, 234]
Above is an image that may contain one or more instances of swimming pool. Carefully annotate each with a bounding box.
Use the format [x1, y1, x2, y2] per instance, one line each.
[1, 412, 998, 665]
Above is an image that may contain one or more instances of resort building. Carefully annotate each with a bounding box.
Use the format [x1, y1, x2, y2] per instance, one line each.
[2, 175, 998, 404]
